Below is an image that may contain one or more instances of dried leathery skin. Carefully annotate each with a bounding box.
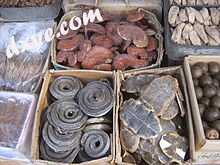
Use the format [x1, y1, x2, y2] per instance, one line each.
[141, 76, 179, 116]
[168, 6, 180, 27]
[194, 23, 208, 44]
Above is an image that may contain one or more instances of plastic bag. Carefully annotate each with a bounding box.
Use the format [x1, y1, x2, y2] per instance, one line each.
[0, 91, 37, 161]
[0, 21, 55, 93]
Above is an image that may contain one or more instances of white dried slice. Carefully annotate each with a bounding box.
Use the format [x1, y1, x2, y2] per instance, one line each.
[210, 8, 220, 26]
[141, 76, 179, 116]
[171, 23, 186, 44]
[186, 39, 191, 45]
[168, 6, 180, 26]
[200, 8, 211, 26]
[186, 7, 196, 24]
[159, 132, 188, 163]
[208, 0, 218, 5]
[194, 23, 208, 44]
[187, 0, 196, 5]
[194, 9, 204, 24]
[120, 127, 140, 153]
[182, 23, 193, 41]
[208, 36, 219, 46]
[170, 0, 174, 4]
[161, 100, 179, 120]
[189, 30, 202, 46]
[205, 26, 220, 44]
[179, 9, 188, 23]
[218, 0, 220, 5]
[174, 0, 182, 5]
[175, 16, 182, 26]
[182, 0, 187, 5]
[196, 0, 204, 5]
[202, 0, 209, 4]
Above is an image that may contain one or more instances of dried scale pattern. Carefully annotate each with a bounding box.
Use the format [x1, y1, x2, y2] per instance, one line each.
[40, 77, 114, 163]
[168, 6, 220, 46]
[0, 0, 55, 7]
[56, 9, 162, 71]
[120, 74, 189, 164]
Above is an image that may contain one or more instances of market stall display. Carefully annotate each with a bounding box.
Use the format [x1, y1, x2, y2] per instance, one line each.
[116, 67, 194, 165]
[52, 8, 163, 71]
[170, 0, 220, 6]
[31, 70, 116, 164]
[0, 0, 55, 7]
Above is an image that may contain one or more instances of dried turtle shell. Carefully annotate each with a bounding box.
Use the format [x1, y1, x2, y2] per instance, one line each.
[120, 126, 140, 153]
[160, 99, 179, 120]
[120, 99, 161, 139]
[159, 132, 188, 163]
[122, 151, 136, 164]
[141, 76, 179, 116]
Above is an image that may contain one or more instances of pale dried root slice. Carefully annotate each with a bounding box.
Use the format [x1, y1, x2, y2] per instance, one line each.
[189, 29, 202, 46]
[194, 23, 208, 44]
[205, 26, 220, 44]
[210, 8, 220, 26]
[200, 8, 211, 26]
[168, 6, 180, 27]
[182, 23, 193, 41]
[171, 23, 186, 44]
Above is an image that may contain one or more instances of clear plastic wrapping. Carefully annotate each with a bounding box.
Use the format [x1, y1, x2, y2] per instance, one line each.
[0, 91, 37, 161]
[0, 21, 55, 93]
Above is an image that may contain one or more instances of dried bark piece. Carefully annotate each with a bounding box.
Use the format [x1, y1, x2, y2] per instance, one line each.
[113, 54, 148, 70]
[194, 23, 208, 44]
[120, 99, 161, 139]
[210, 8, 220, 26]
[141, 76, 179, 116]
[57, 34, 84, 51]
[205, 26, 220, 44]
[160, 100, 179, 120]
[189, 30, 202, 46]
[86, 23, 106, 35]
[91, 34, 113, 49]
[127, 10, 145, 22]
[127, 46, 148, 60]
[120, 127, 140, 153]
[159, 132, 188, 163]
[171, 23, 186, 44]
[186, 7, 196, 24]
[168, 6, 180, 26]
[81, 46, 113, 69]
[182, 23, 193, 41]
[179, 9, 188, 23]
[93, 63, 112, 71]
[117, 24, 148, 48]
[200, 8, 211, 26]
[77, 40, 92, 62]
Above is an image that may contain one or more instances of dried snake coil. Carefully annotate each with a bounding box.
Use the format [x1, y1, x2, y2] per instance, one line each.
[77, 80, 114, 117]
[42, 121, 82, 152]
[49, 76, 83, 100]
[81, 129, 110, 158]
[47, 99, 88, 134]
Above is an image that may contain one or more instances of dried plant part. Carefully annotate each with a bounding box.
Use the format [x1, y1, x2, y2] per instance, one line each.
[174, 0, 181, 5]
[182, 23, 193, 41]
[168, 6, 180, 27]
[194, 9, 204, 24]
[57, 30, 78, 40]
[141, 76, 179, 116]
[77, 40, 92, 62]
[159, 132, 188, 163]
[186, 7, 196, 24]
[196, 0, 204, 5]
[91, 34, 113, 49]
[208, 36, 219, 46]
[120, 99, 161, 139]
[105, 22, 123, 46]
[127, 46, 148, 59]
[194, 23, 208, 44]
[210, 8, 220, 26]
[179, 9, 188, 23]
[86, 23, 106, 34]
[127, 10, 145, 22]
[208, 0, 218, 5]
[171, 23, 186, 44]
[189, 30, 202, 46]
[160, 100, 179, 120]
[200, 8, 211, 26]
[146, 28, 157, 36]
[56, 51, 71, 63]
[205, 26, 220, 44]
[120, 127, 140, 153]
[187, 0, 196, 5]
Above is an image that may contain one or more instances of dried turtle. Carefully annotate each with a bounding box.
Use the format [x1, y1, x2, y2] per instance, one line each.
[117, 24, 148, 48]
[120, 126, 140, 153]
[120, 99, 161, 139]
[159, 132, 188, 163]
[141, 76, 179, 116]
[160, 100, 179, 120]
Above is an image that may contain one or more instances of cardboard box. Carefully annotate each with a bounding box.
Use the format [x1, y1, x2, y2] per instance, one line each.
[31, 70, 117, 165]
[115, 67, 195, 164]
[184, 56, 220, 164]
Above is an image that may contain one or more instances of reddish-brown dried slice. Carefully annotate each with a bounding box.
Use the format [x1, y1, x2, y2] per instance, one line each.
[77, 40, 92, 62]
[86, 23, 106, 34]
[57, 30, 78, 40]
[91, 34, 113, 49]
[93, 63, 112, 71]
[106, 22, 123, 46]
[127, 10, 145, 22]
[141, 76, 179, 116]
[127, 46, 148, 60]
[147, 37, 158, 52]
[57, 34, 84, 51]
[56, 51, 74, 63]
[67, 54, 78, 67]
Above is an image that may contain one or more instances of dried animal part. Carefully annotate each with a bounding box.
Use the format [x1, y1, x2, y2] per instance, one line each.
[57, 31, 78, 40]
[182, 23, 193, 41]
[49, 76, 83, 100]
[117, 25, 148, 48]
[120, 99, 161, 139]
[81, 130, 110, 158]
[159, 132, 188, 163]
[93, 63, 112, 71]
[105, 22, 123, 46]
[146, 28, 157, 36]
[127, 10, 145, 22]
[141, 76, 179, 116]
[91, 35, 113, 49]
[127, 46, 148, 60]
[84, 123, 112, 133]
[56, 51, 73, 63]
[171, 23, 186, 44]
[206, 128, 219, 140]
[47, 99, 88, 133]
[0, 0, 55, 7]
[77, 80, 114, 117]
[120, 127, 140, 153]
[210, 8, 220, 25]
[179, 9, 188, 23]
[200, 8, 211, 26]
[205, 26, 220, 44]
[147, 37, 158, 52]
[77, 40, 92, 63]
[139, 149, 162, 165]
[85, 23, 106, 34]
[57, 34, 84, 51]
[189, 30, 202, 46]
[194, 23, 208, 44]
[122, 151, 136, 164]
[122, 74, 159, 93]
[161, 100, 179, 120]
[186, 7, 196, 24]
[113, 54, 148, 70]
[168, 6, 180, 26]
[67, 54, 78, 67]
[86, 117, 112, 126]
[40, 140, 80, 163]
[81, 46, 113, 69]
